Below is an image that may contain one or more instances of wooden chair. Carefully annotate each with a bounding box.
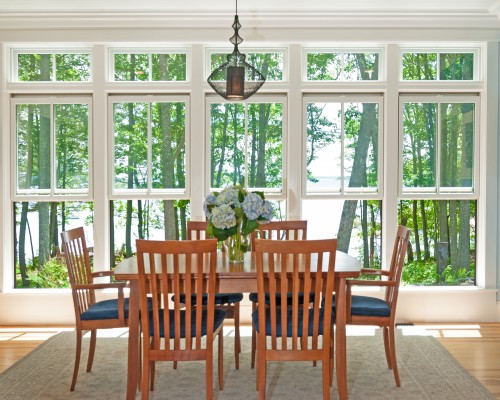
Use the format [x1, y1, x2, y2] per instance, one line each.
[343, 225, 411, 387]
[253, 238, 337, 400]
[136, 238, 225, 400]
[60, 227, 128, 391]
[177, 220, 243, 369]
[249, 220, 308, 368]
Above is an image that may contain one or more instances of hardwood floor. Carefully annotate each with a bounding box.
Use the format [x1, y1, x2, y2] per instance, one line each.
[0, 324, 499, 398]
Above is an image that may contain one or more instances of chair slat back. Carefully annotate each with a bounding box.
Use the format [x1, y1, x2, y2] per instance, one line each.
[60, 227, 96, 316]
[385, 225, 411, 309]
[187, 220, 224, 252]
[252, 220, 307, 249]
[136, 239, 218, 352]
[254, 238, 336, 351]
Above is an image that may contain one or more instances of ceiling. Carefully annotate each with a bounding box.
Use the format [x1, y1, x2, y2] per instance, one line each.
[1, 0, 500, 30]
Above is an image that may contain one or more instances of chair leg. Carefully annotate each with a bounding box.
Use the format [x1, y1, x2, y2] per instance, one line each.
[257, 336, 266, 400]
[218, 328, 224, 390]
[206, 344, 214, 400]
[234, 303, 241, 370]
[383, 326, 392, 370]
[70, 329, 83, 391]
[141, 346, 150, 400]
[388, 325, 400, 387]
[329, 332, 334, 386]
[322, 352, 331, 400]
[251, 301, 257, 369]
[86, 329, 97, 372]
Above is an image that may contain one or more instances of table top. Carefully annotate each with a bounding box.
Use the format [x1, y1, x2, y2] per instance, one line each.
[114, 250, 361, 281]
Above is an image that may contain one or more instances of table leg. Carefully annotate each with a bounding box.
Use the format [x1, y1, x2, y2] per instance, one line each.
[126, 279, 140, 400]
[335, 277, 348, 400]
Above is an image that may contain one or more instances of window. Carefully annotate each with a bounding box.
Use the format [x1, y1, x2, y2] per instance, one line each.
[13, 97, 91, 196]
[110, 96, 189, 195]
[112, 50, 188, 81]
[12, 96, 92, 288]
[401, 50, 477, 81]
[305, 49, 381, 81]
[401, 97, 477, 194]
[208, 50, 285, 81]
[207, 97, 286, 194]
[399, 94, 479, 286]
[304, 96, 382, 195]
[14, 51, 91, 82]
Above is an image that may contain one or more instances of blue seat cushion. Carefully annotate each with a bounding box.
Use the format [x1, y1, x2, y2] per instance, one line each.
[251, 308, 333, 337]
[149, 309, 227, 338]
[323, 295, 391, 318]
[248, 292, 315, 306]
[81, 297, 153, 321]
[172, 293, 243, 306]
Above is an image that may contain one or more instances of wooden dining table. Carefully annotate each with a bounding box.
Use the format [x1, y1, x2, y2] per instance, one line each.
[114, 250, 361, 400]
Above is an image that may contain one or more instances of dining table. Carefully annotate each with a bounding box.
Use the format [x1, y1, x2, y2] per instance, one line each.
[114, 249, 361, 400]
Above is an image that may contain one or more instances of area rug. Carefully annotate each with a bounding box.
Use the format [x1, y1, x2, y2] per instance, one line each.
[0, 328, 494, 400]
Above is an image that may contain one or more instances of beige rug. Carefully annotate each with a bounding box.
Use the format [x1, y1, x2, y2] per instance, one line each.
[0, 327, 494, 400]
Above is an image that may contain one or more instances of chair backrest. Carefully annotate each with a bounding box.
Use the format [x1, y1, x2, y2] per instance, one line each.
[252, 220, 308, 249]
[136, 239, 218, 350]
[187, 221, 210, 240]
[254, 238, 337, 348]
[385, 225, 411, 309]
[187, 220, 224, 252]
[60, 227, 95, 315]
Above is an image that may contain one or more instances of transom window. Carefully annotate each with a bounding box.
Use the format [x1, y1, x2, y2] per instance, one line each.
[13, 50, 91, 82]
[207, 49, 286, 81]
[401, 49, 478, 81]
[111, 50, 188, 81]
[304, 49, 382, 81]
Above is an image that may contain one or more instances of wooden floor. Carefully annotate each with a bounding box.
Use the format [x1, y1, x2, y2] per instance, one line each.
[0, 323, 499, 398]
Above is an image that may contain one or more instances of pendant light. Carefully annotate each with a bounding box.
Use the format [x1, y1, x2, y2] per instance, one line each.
[207, 0, 266, 100]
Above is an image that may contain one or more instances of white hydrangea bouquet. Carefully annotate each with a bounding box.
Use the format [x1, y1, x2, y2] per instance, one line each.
[203, 185, 274, 261]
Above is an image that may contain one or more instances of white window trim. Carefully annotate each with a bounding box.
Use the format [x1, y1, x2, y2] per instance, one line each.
[398, 93, 480, 199]
[108, 47, 191, 83]
[107, 94, 191, 200]
[302, 93, 384, 199]
[302, 47, 385, 82]
[10, 95, 93, 201]
[205, 94, 288, 201]
[10, 47, 93, 83]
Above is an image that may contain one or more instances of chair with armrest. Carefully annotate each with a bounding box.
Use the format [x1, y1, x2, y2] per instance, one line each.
[249, 220, 308, 368]
[252, 238, 337, 400]
[343, 225, 410, 387]
[60, 226, 128, 391]
[136, 238, 225, 400]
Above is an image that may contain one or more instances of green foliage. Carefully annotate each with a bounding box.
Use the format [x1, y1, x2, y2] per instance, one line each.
[402, 260, 475, 286]
[16, 257, 69, 289]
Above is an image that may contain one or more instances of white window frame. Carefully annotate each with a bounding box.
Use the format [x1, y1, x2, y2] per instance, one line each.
[399, 47, 481, 82]
[302, 94, 384, 199]
[108, 94, 191, 200]
[398, 94, 480, 199]
[10, 47, 93, 83]
[205, 47, 288, 82]
[109, 47, 191, 83]
[302, 47, 385, 82]
[11, 95, 93, 201]
[205, 94, 288, 200]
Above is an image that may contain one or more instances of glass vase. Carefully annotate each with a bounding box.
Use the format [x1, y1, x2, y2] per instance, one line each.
[223, 232, 251, 263]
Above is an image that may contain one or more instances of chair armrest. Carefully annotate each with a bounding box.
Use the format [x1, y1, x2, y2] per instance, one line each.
[73, 282, 127, 290]
[360, 268, 390, 277]
[91, 270, 115, 278]
[346, 279, 398, 287]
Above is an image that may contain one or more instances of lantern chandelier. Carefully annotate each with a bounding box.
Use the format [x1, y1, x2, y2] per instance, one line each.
[207, 0, 266, 100]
